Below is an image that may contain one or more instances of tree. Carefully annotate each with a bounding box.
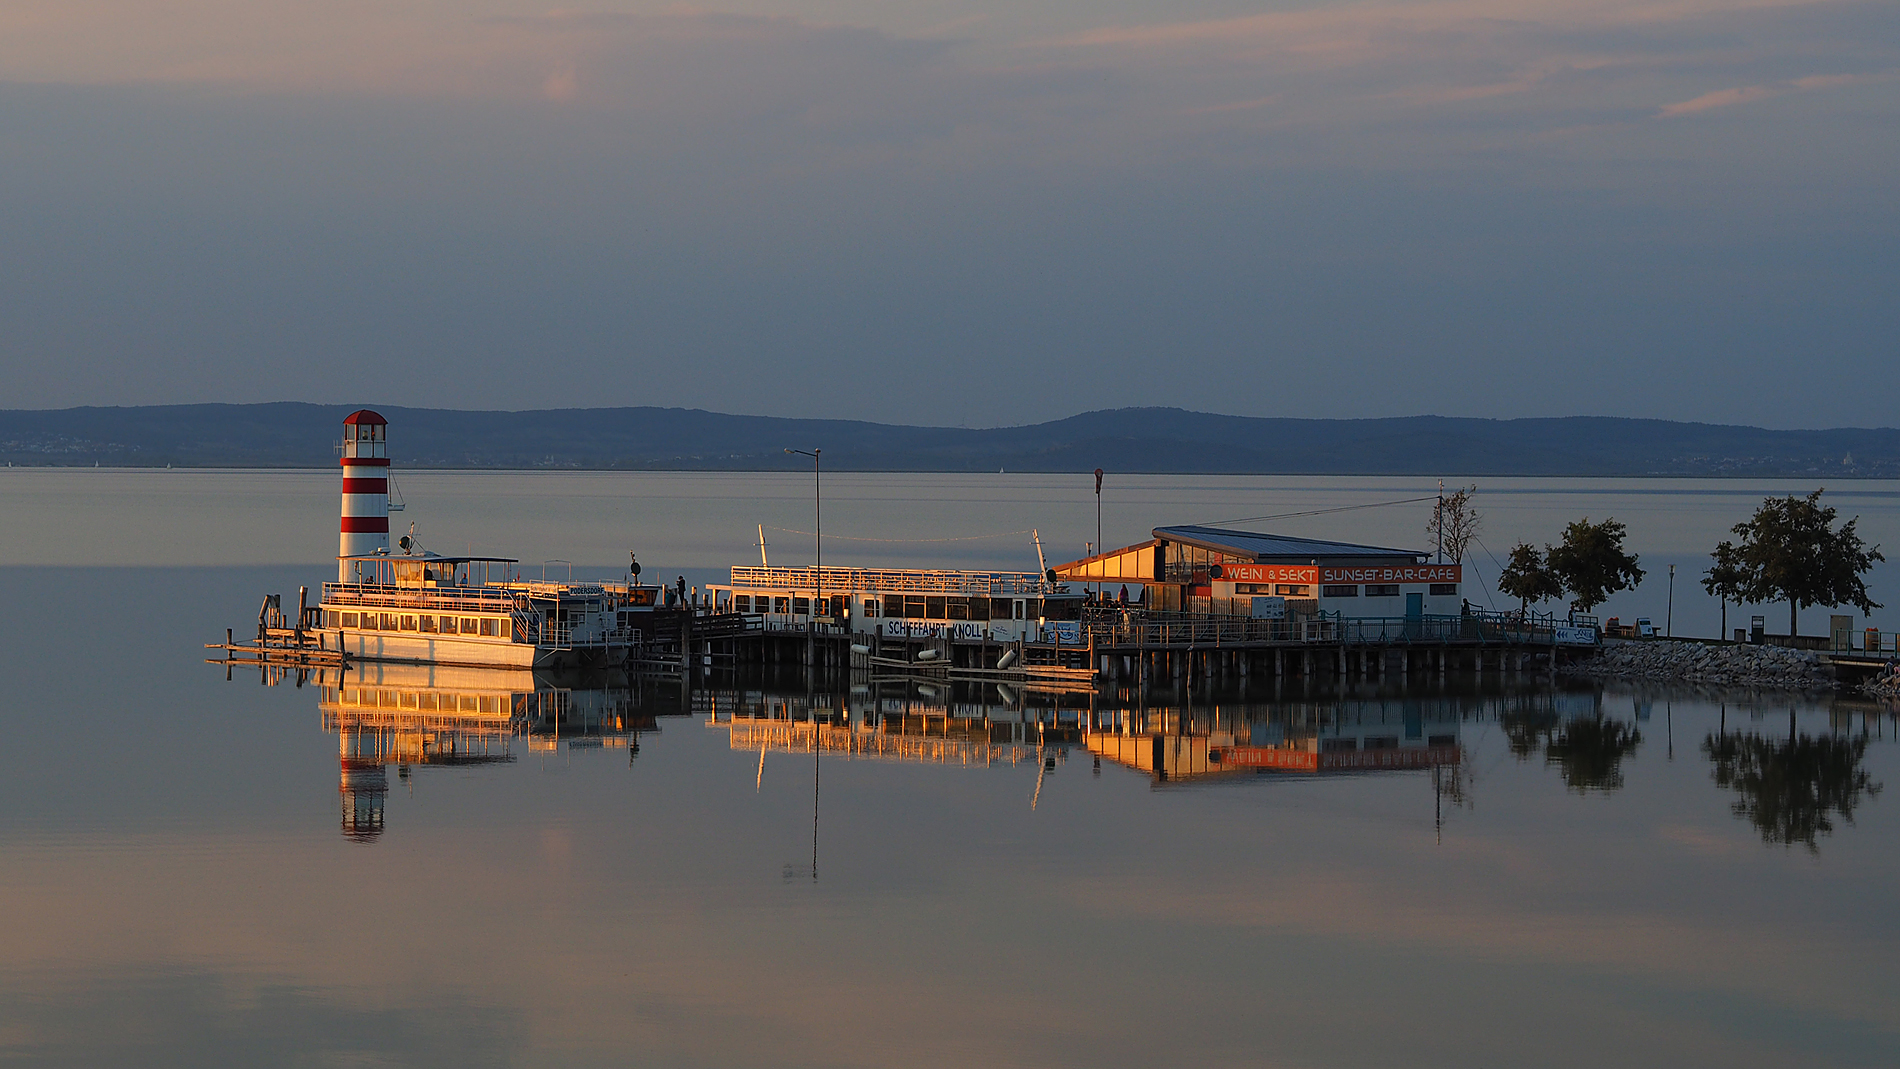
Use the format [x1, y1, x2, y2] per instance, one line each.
[1497, 541, 1562, 613]
[1427, 485, 1482, 565]
[1721, 489, 1883, 638]
[1545, 517, 1645, 615]
[1702, 540, 1749, 641]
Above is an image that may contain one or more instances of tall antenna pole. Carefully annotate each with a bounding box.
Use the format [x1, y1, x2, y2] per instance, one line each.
[758, 524, 770, 567]
[1095, 468, 1104, 604]
[1436, 479, 1445, 564]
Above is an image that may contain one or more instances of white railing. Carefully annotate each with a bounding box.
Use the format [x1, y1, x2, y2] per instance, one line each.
[322, 582, 519, 613]
[728, 566, 1046, 596]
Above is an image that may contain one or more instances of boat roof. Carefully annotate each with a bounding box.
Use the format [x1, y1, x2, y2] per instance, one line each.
[337, 553, 519, 564]
[1153, 525, 1424, 561]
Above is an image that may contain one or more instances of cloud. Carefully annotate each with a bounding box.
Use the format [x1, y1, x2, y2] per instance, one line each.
[1658, 69, 1888, 115]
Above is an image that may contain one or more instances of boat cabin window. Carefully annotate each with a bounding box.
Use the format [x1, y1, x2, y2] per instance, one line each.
[1040, 598, 1081, 620]
[458, 617, 477, 633]
[925, 597, 945, 619]
[772, 597, 790, 614]
[480, 618, 500, 637]
[733, 594, 751, 613]
[793, 597, 810, 615]
[341, 612, 358, 628]
[990, 598, 1014, 619]
[947, 598, 968, 620]
[861, 598, 879, 617]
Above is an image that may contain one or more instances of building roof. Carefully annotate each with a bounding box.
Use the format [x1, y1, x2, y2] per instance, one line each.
[343, 409, 388, 425]
[1153, 525, 1424, 562]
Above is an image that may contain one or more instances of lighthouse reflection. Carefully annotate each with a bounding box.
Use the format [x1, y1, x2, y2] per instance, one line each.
[322, 663, 655, 842]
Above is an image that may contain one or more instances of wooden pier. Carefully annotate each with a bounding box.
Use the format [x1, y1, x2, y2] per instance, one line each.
[648, 606, 1594, 688]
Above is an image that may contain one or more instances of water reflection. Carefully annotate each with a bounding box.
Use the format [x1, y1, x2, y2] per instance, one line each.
[321, 664, 656, 841]
[1703, 707, 1886, 853]
[299, 662, 1894, 856]
[1497, 690, 1644, 793]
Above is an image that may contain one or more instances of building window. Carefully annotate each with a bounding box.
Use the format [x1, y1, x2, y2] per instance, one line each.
[1321, 737, 1357, 753]
[1322, 585, 1358, 597]
[1364, 736, 1399, 750]
[1430, 583, 1458, 596]
[1429, 735, 1457, 748]
[1365, 584, 1400, 597]
[1274, 585, 1310, 597]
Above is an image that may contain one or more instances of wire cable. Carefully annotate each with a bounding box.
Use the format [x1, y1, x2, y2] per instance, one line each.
[1202, 495, 1441, 529]
[763, 525, 1036, 544]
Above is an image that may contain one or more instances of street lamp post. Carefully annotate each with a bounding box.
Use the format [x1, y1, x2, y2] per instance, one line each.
[1667, 563, 1675, 638]
[785, 448, 822, 624]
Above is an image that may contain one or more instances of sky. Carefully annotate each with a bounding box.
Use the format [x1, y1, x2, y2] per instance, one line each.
[0, 0, 1895, 428]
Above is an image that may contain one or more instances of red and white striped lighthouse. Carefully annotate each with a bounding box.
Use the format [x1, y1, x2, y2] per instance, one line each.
[338, 409, 390, 581]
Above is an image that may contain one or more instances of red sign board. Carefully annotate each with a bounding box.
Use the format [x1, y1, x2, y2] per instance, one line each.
[1318, 564, 1461, 584]
[1219, 745, 1461, 772]
[1217, 564, 1318, 584]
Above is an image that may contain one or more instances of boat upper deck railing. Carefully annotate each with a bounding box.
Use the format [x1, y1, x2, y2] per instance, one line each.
[322, 582, 523, 612]
[728, 565, 1050, 596]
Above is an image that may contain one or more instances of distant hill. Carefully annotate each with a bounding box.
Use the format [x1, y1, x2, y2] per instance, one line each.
[4, 403, 1898, 477]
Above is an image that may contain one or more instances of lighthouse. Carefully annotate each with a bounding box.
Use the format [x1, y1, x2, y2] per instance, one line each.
[338, 409, 390, 581]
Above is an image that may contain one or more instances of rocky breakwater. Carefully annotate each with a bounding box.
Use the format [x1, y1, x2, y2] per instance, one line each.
[1573, 639, 1836, 688]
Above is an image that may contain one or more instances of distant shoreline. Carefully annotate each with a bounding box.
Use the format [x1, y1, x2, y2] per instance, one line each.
[7, 403, 1900, 478]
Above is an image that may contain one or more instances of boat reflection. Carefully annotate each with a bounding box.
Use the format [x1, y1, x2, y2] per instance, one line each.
[322, 663, 656, 842]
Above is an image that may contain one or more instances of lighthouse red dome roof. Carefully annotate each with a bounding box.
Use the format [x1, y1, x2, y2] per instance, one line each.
[342, 409, 387, 426]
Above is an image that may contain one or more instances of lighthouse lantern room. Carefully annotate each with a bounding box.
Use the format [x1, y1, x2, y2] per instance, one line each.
[338, 410, 391, 581]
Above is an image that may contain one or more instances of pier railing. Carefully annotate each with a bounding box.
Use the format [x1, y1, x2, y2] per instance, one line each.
[729, 566, 1047, 596]
[1083, 608, 1585, 647]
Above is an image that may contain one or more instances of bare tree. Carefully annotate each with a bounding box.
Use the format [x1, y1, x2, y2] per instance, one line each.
[1427, 485, 1482, 564]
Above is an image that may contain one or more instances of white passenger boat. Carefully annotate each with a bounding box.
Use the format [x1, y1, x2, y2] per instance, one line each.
[314, 410, 656, 669]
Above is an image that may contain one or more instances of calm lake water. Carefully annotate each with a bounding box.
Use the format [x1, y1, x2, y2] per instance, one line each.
[3, 471, 1899, 1067]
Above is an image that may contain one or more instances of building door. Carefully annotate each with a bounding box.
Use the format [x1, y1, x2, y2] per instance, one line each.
[1405, 592, 1424, 618]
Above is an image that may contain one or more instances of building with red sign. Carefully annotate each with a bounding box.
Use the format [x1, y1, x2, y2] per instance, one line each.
[1054, 524, 1465, 618]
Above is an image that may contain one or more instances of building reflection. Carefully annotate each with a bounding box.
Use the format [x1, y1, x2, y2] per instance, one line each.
[321, 663, 656, 842]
